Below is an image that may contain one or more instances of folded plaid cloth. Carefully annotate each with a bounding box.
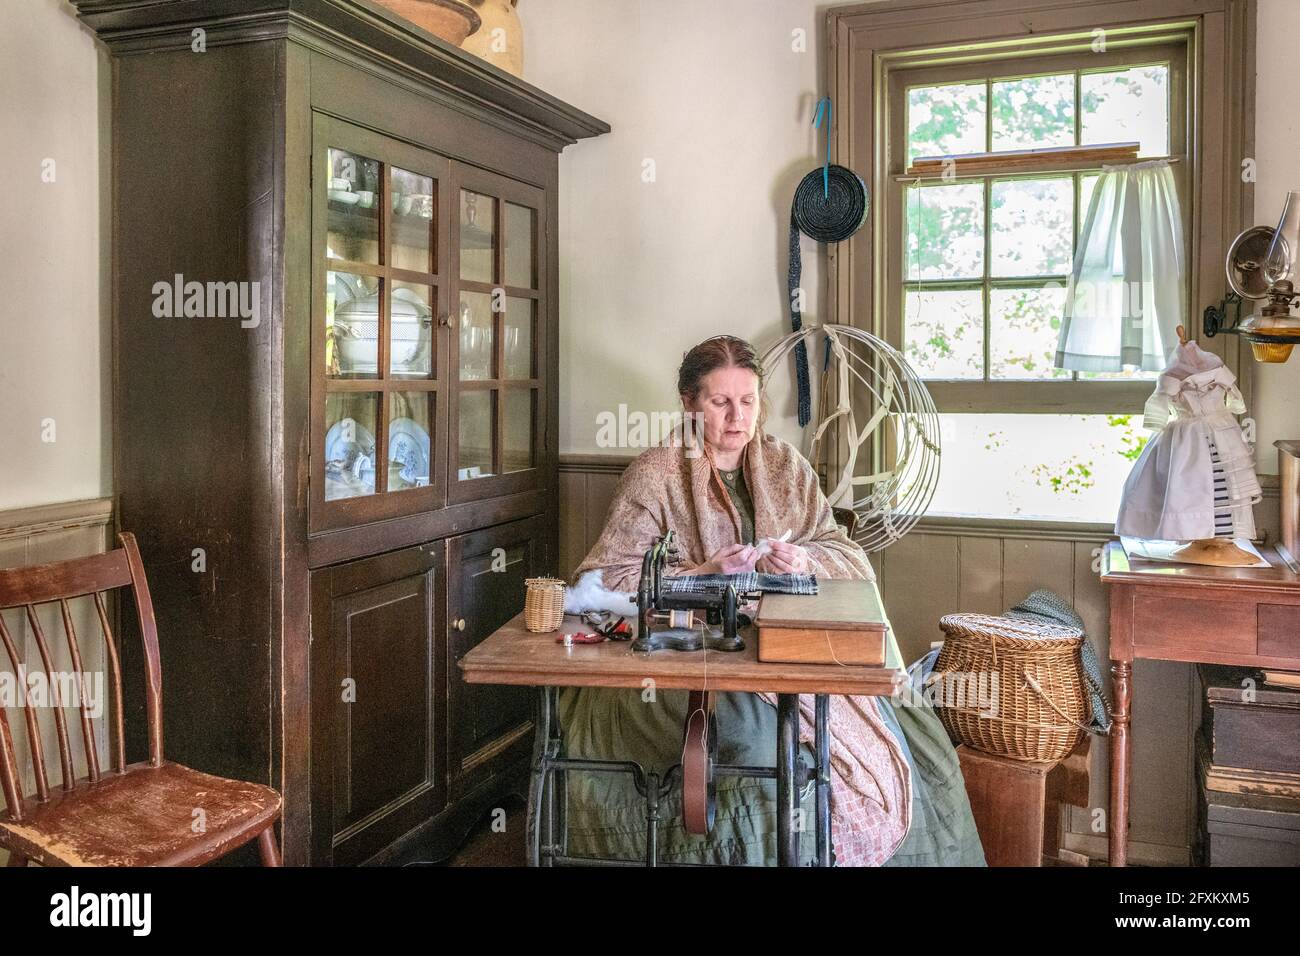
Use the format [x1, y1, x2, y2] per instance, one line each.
[660, 572, 819, 595]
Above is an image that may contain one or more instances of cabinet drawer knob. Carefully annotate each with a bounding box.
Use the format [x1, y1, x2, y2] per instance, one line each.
[439, 313, 456, 329]
[454, 618, 466, 631]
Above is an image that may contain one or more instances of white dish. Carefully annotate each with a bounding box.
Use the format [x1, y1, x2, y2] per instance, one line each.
[388, 417, 431, 489]
[329, 189, 360, 206]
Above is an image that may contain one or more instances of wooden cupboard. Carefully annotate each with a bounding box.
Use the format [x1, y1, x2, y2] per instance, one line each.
[71, 0, 607, 864]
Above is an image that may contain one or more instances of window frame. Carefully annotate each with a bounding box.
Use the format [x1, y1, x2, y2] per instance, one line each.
[825, 0, 1257, 517]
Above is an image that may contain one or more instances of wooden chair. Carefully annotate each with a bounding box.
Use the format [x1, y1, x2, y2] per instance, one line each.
[832, 507, 859, 540]
[0, 532, 282, 867]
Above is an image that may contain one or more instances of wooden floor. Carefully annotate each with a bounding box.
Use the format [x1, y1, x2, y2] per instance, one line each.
[443, 794, 528, 867]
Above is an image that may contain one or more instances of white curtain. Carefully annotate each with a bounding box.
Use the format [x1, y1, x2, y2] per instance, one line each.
[1055, 159, 1185, 372]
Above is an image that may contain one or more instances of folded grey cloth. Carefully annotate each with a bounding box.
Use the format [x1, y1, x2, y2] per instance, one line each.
[661, 572, 819, 596]
[1005, 588, 1112, 735]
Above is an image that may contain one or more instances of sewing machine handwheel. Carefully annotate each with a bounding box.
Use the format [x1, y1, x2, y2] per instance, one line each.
[682, 689, 717, 835]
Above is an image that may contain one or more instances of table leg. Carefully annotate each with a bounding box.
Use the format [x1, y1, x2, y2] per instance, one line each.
[526, 686, 558, 867]
[815, 693, 832, 867]
[1109, 660, 1132, 868]
[776, 693, 799, 867]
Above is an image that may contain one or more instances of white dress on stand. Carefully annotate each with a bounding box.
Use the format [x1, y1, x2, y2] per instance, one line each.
[1115, 341, 1260, 541]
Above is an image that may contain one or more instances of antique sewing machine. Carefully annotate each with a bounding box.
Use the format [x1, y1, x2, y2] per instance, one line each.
[632, 531, 747, 652]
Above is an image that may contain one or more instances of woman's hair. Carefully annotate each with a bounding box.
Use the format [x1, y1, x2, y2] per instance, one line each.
[677, 335, 767, 429]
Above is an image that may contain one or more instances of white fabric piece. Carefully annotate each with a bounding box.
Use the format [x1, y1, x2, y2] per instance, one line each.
[563, 569, 637, 616]
[753, 528, 792, 559]
[1056, 159, 1186, 372]
[1115, 341, 1261, 541]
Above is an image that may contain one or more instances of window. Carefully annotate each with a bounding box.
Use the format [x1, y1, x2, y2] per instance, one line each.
[882, 35, 1191, 521]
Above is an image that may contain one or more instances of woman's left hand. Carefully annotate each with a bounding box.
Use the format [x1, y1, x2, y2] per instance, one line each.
[757, 540, 810, 574]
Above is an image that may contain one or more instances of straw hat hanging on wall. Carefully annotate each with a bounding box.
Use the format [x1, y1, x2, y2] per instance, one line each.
[462, 0, 524, 77]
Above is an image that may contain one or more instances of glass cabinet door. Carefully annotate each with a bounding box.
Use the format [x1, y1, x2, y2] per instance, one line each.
[449, 162, 547, 504]
[312, 115, 451, 531]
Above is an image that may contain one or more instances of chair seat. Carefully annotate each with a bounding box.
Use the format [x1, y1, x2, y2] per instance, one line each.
[0, 760, 281, 867]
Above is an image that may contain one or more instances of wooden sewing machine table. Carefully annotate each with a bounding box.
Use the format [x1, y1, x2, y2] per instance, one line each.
[1101, 540, 1300, 866]
[459, 609, 904, 867]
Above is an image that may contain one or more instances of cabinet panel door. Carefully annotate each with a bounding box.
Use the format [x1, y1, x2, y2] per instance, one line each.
[448, 162, 548, 505]
[446, 516, 542, 797]
[311, 544, 445, 865]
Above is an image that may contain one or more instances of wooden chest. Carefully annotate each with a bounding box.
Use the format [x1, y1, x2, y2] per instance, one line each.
[1199, 664, 1300, 778]
[1196, 744, 1300, 866]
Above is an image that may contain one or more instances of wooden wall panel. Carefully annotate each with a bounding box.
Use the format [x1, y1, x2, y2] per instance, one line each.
[557, 471, 586, 580]
[0, 498, 113, 866]
[881, 532, 959, 664]
[957, 536, 1003, 614]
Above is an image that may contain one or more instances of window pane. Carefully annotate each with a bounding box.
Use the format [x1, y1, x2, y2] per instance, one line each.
[391, 167, 435, 273]
[327, 148, 381, 264]
[504, 296, 534, 380]
[503, 389, 535, 473]
[1081, 65, 1169, 157]
[458, 389, 495, 480]
[991, 178, 1073, 277]
[391, 281, 435, 378]
[460, 190, 496, 283]
[904, 288, 983, 379]
[905, 183, 985, 281]
[907, 82, 987, 165]
[929, 413, 1149, 521]
[458, 290, 494, 381]
[505, 202, 536, 289]
[989, 286, 1070, 380]
[388, 392, 432, 491]
[324, 393, 378, 500]
[992, 74, 1075, 151]
[1078, 172, 1101, 235]
[326, 271, 380, 379]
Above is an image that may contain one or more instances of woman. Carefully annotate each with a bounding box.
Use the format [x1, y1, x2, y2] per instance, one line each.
[562, 335, 984, 866]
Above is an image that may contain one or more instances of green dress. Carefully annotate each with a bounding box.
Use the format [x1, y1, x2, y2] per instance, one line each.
[557, 465, 986, 866]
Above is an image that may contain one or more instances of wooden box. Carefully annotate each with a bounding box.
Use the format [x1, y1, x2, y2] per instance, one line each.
[956, 737, 1091, 866]
[754, 579, 886, 665]
[1197, 744, 1300, 866]
[1199, 664, 1300, 776]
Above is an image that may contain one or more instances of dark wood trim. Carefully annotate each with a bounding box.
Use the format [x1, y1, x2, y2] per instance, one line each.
[69, 0, 610, 150]
[827, 0, 1258, 423]
[558, 453, 636, 474]
[306, 488, 545, 568]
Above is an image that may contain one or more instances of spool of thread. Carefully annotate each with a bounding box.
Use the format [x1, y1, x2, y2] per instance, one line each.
[667, 609, 695, 629]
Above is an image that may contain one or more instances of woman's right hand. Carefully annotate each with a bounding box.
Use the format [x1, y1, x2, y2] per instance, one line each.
[692, 543, 758, 575]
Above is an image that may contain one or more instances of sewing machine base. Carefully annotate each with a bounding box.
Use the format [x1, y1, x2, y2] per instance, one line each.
[631, 627, 745, 653]
[525, 686, 833, 866]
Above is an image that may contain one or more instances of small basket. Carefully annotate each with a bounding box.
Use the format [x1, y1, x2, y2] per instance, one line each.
[524, 577, 567, 633]
[934, 612, 1087, 762]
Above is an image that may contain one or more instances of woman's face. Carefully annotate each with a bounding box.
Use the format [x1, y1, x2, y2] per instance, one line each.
[683, 366, 761, 455]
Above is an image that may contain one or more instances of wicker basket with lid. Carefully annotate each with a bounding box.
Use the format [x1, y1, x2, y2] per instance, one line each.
[934, 612, 1087, 762]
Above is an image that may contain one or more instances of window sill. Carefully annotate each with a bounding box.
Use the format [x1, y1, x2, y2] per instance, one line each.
[913, 511, 1116, 542]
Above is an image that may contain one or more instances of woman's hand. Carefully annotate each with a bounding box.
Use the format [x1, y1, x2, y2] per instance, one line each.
[692, 543, 759, 575]
[756, 540, 810, 575]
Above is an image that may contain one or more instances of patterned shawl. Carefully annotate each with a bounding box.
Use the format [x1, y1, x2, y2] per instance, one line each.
[571, 428, 912, 865]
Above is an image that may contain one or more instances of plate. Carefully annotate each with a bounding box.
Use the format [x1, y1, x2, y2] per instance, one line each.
[388, 417, 431, 488]
[324, 417, 376, 463]
[329, 189, 361, 206]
